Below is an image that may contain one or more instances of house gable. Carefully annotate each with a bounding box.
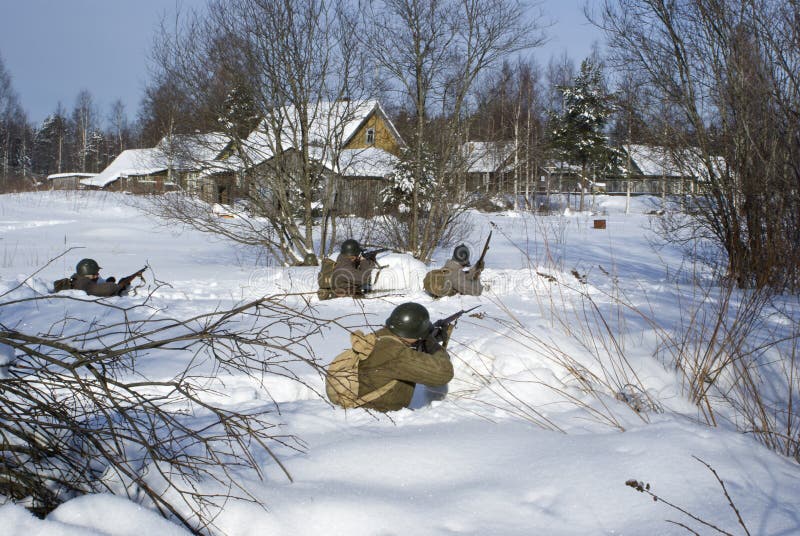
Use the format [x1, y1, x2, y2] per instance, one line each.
[343, 105, 404, 156]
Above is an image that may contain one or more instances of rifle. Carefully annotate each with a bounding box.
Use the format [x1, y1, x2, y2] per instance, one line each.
[416, 305, 480, 351]
[360, 248, 389, 262]
[117, 266, 147, 289]
[474, 231, 492, 270]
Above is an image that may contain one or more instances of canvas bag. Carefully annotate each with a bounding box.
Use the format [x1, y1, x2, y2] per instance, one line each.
[325, 330, 398, 408]
[316, 258, 337, 300]
[423, 268, 456, 298]
[317, 258, 336, 289]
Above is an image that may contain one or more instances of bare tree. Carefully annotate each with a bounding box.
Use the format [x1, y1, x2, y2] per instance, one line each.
[0, 272, 331, 533]
[145, 0, 372, 266]
[70, 89, 99, 173]
[362, 0, 545, 260]
[596, 0, 800, 291]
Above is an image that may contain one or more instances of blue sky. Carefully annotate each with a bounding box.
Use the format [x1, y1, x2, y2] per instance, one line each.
[0, 0, 603, 126]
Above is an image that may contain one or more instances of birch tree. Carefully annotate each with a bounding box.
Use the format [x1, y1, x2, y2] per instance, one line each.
[148, 0, 371, 265]
[362, 0, 545, 260]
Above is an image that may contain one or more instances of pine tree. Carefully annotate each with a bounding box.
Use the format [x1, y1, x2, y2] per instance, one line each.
[33, 110, 69, 175]
[549, 59, 619, 211]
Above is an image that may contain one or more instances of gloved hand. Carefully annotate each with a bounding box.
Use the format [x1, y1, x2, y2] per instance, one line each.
[419, 333, 443, 354]
[436, 324, 454, 347]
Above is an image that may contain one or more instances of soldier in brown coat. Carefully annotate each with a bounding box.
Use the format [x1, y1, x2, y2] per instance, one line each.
[326, 302, 453, 412]
[330, 239, 378, 297]
[64, 258, 145, 297]
[424, 244, 484, 297]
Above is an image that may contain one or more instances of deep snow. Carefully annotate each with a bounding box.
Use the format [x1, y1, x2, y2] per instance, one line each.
[0, 190, 798, 535]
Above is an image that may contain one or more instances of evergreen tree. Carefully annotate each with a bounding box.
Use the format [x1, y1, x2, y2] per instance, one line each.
[33, 108, 69, 175]
[549, 59, 619, 211]
[0, 53, 30, 185]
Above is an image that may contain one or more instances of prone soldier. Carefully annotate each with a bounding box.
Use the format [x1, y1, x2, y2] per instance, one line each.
[423, 232, 490, 298]
[318, 239, 386, 299]
[54, 258, 146, 297]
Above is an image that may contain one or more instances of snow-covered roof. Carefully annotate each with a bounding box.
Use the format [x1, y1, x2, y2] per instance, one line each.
[462, 142, 515, 173]
[336, 147, 398, 178]
[81, 148, 171, 188]
[624, 144, 725, 181]
[238, 99, 389, 167]
[46, 172, 97, 180]
[624, 144, 684, 176]
[157, 132, 231, 163]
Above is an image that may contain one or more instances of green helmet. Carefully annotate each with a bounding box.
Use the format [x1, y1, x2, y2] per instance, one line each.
[340, 239, 362, 256]
[76, 258, 101, 276]
[386, 302, 433, 339]
[452, 244, 471, 267]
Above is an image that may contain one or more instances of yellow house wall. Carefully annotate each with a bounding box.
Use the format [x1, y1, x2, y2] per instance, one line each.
[344, 113, 402, 155]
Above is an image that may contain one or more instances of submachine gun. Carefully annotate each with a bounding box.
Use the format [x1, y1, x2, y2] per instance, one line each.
[113, 266, 147, 295]
[417, 305, 480, 351]
[360, 248, 389, 262]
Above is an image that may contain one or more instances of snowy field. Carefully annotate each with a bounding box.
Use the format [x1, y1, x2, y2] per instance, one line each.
[0, 190, 799, 535]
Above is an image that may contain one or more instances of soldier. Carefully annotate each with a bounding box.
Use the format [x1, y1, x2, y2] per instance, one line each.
[325, 302, 453, 412]
[423, 244, 484, 297]
[329, 239, 379, 297]
[56, 258, 146, 297]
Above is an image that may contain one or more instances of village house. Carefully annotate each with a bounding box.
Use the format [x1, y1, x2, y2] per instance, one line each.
[607, 144, 707, 196]
[461, 141, 516, 194]
[45, 172, 97, 190]
[81, 133, 231, 194]
[211, 99, 404, 216]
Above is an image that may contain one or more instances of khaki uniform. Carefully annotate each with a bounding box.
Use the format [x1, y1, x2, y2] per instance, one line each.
[330, 254, 377, 296]
[71, 274, 126, 297]
[357, 328, 453, 412]
[425, 259, 483, 297]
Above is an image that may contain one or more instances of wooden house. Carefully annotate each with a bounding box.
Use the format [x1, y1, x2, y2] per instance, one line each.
[83, 134, 231, 195]
[461, 141, 516, 194]
[607, 144, 707, 195]
[221, 99, 404, 216]
[46, 172, 97, 190]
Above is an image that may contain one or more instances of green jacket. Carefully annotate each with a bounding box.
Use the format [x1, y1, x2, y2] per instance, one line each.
[357, 328, 453, 412]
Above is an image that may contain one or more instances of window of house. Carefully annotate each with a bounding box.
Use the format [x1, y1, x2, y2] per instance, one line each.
[365, 128, 375, 145]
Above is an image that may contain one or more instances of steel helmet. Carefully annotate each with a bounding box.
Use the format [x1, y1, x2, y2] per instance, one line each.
[452, 244, 471, 267]
[76, 258, 101, 276]
[386, 302, 433, 339]
[340, 239, 362, 256]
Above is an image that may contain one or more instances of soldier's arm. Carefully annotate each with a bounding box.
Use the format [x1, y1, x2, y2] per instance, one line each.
[379, 337, 454, 386]
[87, 280, 125, 297]
[466, 264, 482, 280]
[451, 268, 483, 296]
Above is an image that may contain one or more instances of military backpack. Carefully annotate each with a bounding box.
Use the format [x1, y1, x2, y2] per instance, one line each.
[316, 258, 336, 300]
[423, 268, 456, 298]
[325, 330, 399, 408]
